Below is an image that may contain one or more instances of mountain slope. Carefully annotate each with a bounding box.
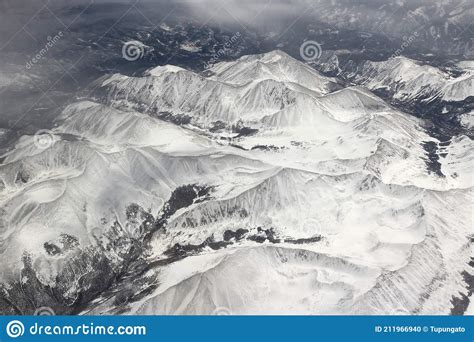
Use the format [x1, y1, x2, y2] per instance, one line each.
[0, 50, 472, 316]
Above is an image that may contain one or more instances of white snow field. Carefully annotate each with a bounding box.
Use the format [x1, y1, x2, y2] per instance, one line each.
[0, 51, 472, 315]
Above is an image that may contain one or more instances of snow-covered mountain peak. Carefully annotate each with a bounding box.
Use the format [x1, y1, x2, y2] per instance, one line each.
[355, 56, 474, 102]
[209, 50, 339, 93]
[389, 56, 445, 78]
[219, 49, 293, 65]
[146, 65, 187, 76]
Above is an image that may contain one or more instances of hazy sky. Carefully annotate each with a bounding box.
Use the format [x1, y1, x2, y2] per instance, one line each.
[1, 0, 467, 28]
[1, 0, 471, 53]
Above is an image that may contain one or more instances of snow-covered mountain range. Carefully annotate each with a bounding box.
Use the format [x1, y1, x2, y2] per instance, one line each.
[352, 57, 473, 103]
[0, 50, 472, 315]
